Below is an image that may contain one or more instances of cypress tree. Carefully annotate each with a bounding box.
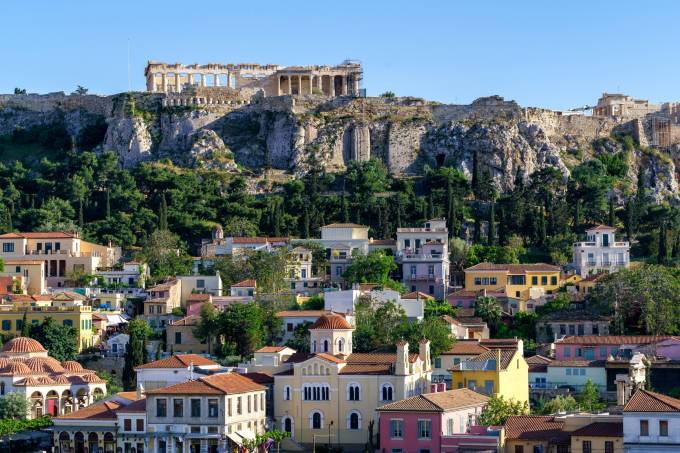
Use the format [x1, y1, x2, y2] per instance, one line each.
[341, 194, 350, 223]
[498, 206, 507, 246]
[608, 198, 615, 227]
[658, 221, 668, 265]
[488, 202, 496, 246]
[672, 230, 680, 260]
[105, 189, 111, 219]
[301, 202, 310, 239]
[78, 198, 84, 227]
[428, 193, 435, 220]
[625, 198, 635, 241]
[539, 207, 547, 247]
[573, 199, 581, 234]
[20, 311, 29, 337]
[472, 150, 481, 199]
[394, 195, 403, 229]
[382, 203, 391, 239]
[159, 193, 168, 231]
[450, 198, 459, 237]
[473, 208, 482, 244]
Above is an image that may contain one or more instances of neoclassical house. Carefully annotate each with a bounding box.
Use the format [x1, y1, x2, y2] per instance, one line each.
[271, 313, 432, 448]
[0, 337, 106, 418]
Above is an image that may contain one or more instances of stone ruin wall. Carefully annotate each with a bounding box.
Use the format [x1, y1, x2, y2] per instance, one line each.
[0, 92, 114, 117]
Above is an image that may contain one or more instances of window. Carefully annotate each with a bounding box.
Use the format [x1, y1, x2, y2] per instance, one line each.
[15, 266, 20, 273]
[208, 399, 218, 418]
[347, 384, 360, 401]
[381, 384, 394, 401]
[604, 441, 614, 453]
[156, 399, 167, 417]
[390, 419, 403, 438]
[227, 398, 231, 416]
[576, 347, 582, 357]
[428, 285, 434, 295]
[190, 427, 200, 433]
[190, 399, 201, 417]
[284, 386, 291, 401]
[173, 398, 183, 417]
[509, 275, 525, 285]
[541, 276, 547, 285]
[551, 276, 557, 285]
[175, 332, 182, 344]
[434, 357, 441, 368]
[347, 411, 361, 430]
[196, 279, 205, 288]
[592, 325, 599, 335]
[660, 420, 668, 436]
[640, 419, 649, 436]
[392, 450, 403, 453]
[474, 277, 481, 285]
[418, 419, 431, 439]
[287, 323, 294, 332]
[569, 325, 576, 335]
[124, 418, 132, 431]
[15, 320, 22, 331]
[514, 447, 524, 453]
[566, 368, 572, 376]
[136, 419, 144, 431]
[404, 239, 411, 248]
[564, 347, 571, 358]
[303, 384, 330, 401]
[2, 243, 14, 253]
[582, 441, 591, 453]
[577, 325, 584, 335]
[2, 320, 12, 331]
[311, 411, 323, 430]
[531, 276, 538, 285]
[453, 357, 461, 365]
[447, 418, 454, 435]
[247, 395, 252, 413]
[237, 397, 242, 415]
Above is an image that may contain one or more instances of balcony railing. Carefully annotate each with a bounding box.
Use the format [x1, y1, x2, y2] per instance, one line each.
[406, 274, 442, 282]
[25, 249, 104, 258]
[399, 252, 444, 261]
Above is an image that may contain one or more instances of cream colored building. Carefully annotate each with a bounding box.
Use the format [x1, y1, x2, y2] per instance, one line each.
[0, 232, 120, 289]
[267, 313, 432, 448]
[0, 259, 46, 294]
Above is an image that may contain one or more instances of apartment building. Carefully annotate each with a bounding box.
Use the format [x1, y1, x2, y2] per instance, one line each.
[0, 232, 120, 288]
[396, 219, 450, 299]
[623, 389, 680, 452]
[316, 223, 369, 285]
[285, 246, 323, 295]
[572, 225, 630, 277]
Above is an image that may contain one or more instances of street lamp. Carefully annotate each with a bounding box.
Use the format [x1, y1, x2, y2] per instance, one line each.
[327, 420, 334, 449]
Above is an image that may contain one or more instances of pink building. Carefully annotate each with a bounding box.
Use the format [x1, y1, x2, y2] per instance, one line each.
[378, 387, 490, 453]
[554, 335, 671, 361]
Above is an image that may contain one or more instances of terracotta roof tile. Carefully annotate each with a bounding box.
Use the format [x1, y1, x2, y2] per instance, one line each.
[1, 337, 47, 353]
[135, 354, 217, 369]
[465, 262, 561, 273]
[0, 232, 78, 239]
[339, 364, 392, 375]
[479, 339, 521, 350]
[451, 349, 518, 371]
[146, 372, 265, 395]
[284, 352, 311, 363]
[548, 360, 605, 368]
[255, 346, 288, 353]
[310, 313, 353, 330]
[169, 316, 200, 327]
[624, 389, 680, 412]
[571, 422, 623, 437]
[558, 335, 671, 345]
[378, 388, 489, 412]
[55, 401, 123, 420]
[241, 372, 274, 385]
[115, 398, 147, 413]
[231, 279, 256, 287]
[322, 223, 367, 229]
[402, 291, 435, 300]
[441, 340, 490, 356]
[314, 353, 345, 363]
[504, 416, 566, 442]
[187, 293, 211, 301]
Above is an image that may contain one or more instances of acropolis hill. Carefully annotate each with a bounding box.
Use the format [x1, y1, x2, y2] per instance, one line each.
[1, 60, 679, 200]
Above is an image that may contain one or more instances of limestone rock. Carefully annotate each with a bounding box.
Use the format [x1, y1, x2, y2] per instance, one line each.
[189, 129, 237, 171]
[102, 117, 153, 167]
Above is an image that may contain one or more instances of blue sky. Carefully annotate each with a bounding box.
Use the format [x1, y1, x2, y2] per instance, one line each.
[1, 0, 678, 110]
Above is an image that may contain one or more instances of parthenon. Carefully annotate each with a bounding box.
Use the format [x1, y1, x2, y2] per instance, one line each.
[145, 60, 363, 97]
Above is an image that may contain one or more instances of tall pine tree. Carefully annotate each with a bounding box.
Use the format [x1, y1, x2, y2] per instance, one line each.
[488, 202, 496, 246]
[658, 220, 668, 265]
[608, 198, 616, 227]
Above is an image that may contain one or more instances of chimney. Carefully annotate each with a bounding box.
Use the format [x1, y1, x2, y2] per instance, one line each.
[419, 339, 431, 371]
[396, 341, 409, 375]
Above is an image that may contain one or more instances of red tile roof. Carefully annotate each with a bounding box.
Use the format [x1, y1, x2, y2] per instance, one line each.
[624, 389, 680, 412]
[310, 313, 353, 330]
[146, 372, 265, 395]
[571, 422, 623, 437]
[465, 262, 561, 273]
[255, 346, 288, 353]
[441, 340, 490, 356]
[0, 232, 78, 239]
[402, 291, 435, 300]
[187, 293, 211, 301]
[115, 398, 147, 413]
[55, 401, 123, 420]
[557, 335, 671, 345]
[1, 337, 47, 353]
[134, 354, 217, 369]
[314, 353, 345, 364]
[323, 223, 367, 228]
[378, 388, 488, 412]
[241, 372, 274, 385]
[231, 279, 256, 287]
[169, 316, 200, 327]
[504, 416, 566, 442]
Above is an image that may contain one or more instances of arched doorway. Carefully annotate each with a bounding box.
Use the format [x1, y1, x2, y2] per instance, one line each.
[58, 432, 70, 453]
[30, 391, 43, 418]
[76, 389, 88, 409]
[74, 432, 85, 453]
[46, 390, 59, 416]
[61, 390, 73, 414]
[283, 417, 292, 434]
[88, 432, 99, 453]
[103, 433, 115, 453]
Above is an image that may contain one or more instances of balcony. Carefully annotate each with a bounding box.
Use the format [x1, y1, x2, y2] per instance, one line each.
[25, 249, 104, 258]
[399, 252, 444, 261]
[405, 274, 442, 282]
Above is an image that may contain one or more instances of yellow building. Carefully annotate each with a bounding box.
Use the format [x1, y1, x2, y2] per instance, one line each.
[570, 421, 623, 453]
[450, 347, 529, 406]
[0, 304, 96, 351]
[464, 263, 562, 304]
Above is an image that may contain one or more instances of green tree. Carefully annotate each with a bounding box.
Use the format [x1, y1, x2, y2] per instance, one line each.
[474, 296, 503, 332]
[536, 394, 578, 415]
[220, 303, 264, 360]
[138, 229, 193, 279]
[193, 303, 220, 355]
[578, 379, 605, 412]
[658, 220, 669, 265]
[285, 321, 312, 353]
[478, 396, 528, 425]
[261, 303, 284, 345]
[343, 250, 397, 286]
[19, 311, 29, 337]
[488, 201, 496, 246]
[424, 298, 457, 318]
[29, 317, 78, 361]
[122, 319, 152, 390]
[0, 393, 29, 419]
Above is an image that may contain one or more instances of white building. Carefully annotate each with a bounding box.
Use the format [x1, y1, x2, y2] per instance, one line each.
[96, 262, 149, 289]
[572, 225, 630, 277]
[323, 288, 424, 320]
[285, 246, 323, 295]
[276, 310, 353, 343]
[623, 389, 680, 452]
[105, 333, 129, 357]
[396, 219, 450, 299]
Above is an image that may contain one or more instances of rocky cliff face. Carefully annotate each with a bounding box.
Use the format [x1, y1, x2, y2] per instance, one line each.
[2, 92, 679, 201]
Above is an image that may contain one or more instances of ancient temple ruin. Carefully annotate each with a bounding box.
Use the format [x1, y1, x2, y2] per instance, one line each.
[145, 60, 362, 97]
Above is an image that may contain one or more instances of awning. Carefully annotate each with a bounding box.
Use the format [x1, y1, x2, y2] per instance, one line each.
[225, 429, 256, 446]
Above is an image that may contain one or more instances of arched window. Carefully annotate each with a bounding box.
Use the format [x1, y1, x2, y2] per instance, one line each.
[381, 383, 394, 401]
[323, 339, 329, 352]
[310, 411, 323, 430]
[283, 386, 291, 401]
[312, 340, 317, 353]
[347, 411, 362, 430]
[347, 384, 360, 401]
[283, 417, 292, 433]
[338, 338, 345, 353]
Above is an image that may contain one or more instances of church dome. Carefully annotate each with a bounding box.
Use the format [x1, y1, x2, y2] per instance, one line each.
[25, 357, 65, 373]
[1, 337, 47, 354]
[1, 361, 32, 375]
[310, 313, 352, 330]
[62, 361, 84, 372]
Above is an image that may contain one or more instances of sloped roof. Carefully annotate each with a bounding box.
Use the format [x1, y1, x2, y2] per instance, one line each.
[115, 398, 147, 413]
[571, 422, 623, 437]
[255, 346, 289, 353]
[378, 388, 488, 412]
[452, 349, 517, 371]
[558, 335, 670, 345]
[624, 389, 680, 412]
[145, 372, 265, 395]
[441, 340, 490, 356]
[0, 232, 77, 239]
[135, 354, 217, 369]
[55, 401, 123, 420]
[322, 223, 367, 228]
[402, 291, 435, 300]
[169, 316, 200, 327]
[504, 416, 567, 442]
[2, 337, 47, 353]
[465, 262, 561, 273]
[231, 279, 256, 288]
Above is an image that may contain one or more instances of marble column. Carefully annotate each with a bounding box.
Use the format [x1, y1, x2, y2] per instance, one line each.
[188, 73, 194, 86]
[329, 76, 335, 97]
[214, 74, 219, 87]
[162, 73, 168, 93]
[277, 75, 281, 96]
[297, 75, 302, 95]
[200, 74, 206, 87]
[175, 73, 182, 93]
[341, 76, 347, 95]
